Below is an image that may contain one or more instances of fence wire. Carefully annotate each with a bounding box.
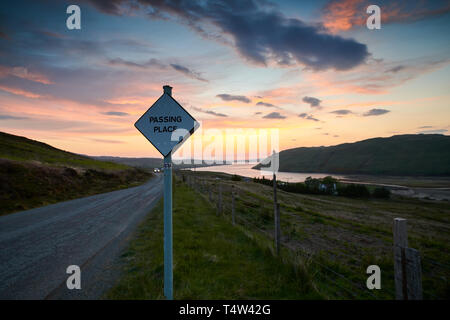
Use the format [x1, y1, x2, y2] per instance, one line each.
[179, 173, 446, 300]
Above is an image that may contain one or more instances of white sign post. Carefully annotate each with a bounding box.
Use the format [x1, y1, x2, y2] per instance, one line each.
[135, 85, 198, 300]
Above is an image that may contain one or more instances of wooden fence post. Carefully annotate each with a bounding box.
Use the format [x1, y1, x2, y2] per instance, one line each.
[231, 185, 236, 225]
[393, 218, 423, 300]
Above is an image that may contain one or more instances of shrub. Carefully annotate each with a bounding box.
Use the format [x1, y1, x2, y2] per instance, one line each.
[372, 187, 391, 199]
[231, 174, 242, 181]
[338, 183, 370, 198]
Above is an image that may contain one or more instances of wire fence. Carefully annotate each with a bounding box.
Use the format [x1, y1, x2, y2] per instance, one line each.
[178, 172, 449, 300]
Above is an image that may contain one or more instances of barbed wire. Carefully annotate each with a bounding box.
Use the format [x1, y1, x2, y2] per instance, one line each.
[422, 257, 450, 271]
[184, 177, 444, 299]
[234, 212, 380, 299]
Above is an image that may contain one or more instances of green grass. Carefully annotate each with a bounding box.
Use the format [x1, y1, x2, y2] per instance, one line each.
[0, 159, 153, 215]
[174, 171, 450, 299]
[106, 180, 323, 300]
[0, 131, 127, 170]
[0, 131, 153, 215]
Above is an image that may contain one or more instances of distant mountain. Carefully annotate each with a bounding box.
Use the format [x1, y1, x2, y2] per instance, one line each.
[92, 156, 222, 169]
[93, 156, 163, 169]
[254, 134, 450, 176]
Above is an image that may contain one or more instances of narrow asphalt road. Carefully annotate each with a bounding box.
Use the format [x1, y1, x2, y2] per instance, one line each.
[0, 174, 163, 299]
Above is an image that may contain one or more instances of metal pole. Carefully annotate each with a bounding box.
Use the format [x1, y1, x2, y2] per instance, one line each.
[164, 153, 173, 300]
[232, 185, 235, 225]
[273, 150, 279, 255]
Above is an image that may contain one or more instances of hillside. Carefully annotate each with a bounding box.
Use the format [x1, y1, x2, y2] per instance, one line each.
[0, 131, 153, 215]
[92, 156, 222, 170]
[254, 134, 450, 176]
[93, 156, 163, 169]
[0, 131, 129, 170]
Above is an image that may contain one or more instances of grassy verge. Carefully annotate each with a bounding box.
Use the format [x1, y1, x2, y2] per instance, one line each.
[106, 179, 323, 299]
[173, 171, 450, 299]
[0, 159, 153, 215]
[0, 131, 155, 215]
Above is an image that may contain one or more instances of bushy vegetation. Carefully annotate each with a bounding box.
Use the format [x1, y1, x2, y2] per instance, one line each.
[0, 159, 153, 215]
[231, 174, 242, 181]
[372, 187, 391, 199]
[253, 176, 388, 199]
[0, 131, 153, 215]
[337, 183, 370, 198]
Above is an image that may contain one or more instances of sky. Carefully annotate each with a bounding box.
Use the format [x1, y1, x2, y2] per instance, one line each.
[0, 0, 449, 158]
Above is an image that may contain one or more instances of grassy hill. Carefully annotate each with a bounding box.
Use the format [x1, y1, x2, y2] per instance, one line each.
[254, 134, 450, 176]
[0, 132, 132, 170]
[0, 131, 153, 215]
[92, 156, 223, 170]
[93, 156, 163, 169]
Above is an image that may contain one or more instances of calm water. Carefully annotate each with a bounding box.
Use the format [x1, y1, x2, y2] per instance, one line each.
[194, 164, 347, 183]
[192, 164, 450, 200]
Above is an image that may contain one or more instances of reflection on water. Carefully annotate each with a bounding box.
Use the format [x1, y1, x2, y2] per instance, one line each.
[192, 164, 450, 200]
[193, 164, 346, 183]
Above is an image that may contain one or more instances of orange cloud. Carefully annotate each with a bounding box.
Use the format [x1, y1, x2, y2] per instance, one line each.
[0, 66, 53, 84]
[0, 85, 45, 99]
[322, 0, 450, 33]
[322, 0, 366, 33]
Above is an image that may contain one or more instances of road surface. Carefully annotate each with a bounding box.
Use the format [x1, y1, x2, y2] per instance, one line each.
[0, 174, 163, 299]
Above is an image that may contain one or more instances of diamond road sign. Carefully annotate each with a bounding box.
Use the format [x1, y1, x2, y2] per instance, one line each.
[135, 86, 199, 157]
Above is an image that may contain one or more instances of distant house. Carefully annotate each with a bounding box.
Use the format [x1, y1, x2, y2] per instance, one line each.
[318, 182, 337, 194]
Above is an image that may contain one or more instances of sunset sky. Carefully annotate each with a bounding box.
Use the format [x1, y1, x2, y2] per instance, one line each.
[0, 0, 449, 158]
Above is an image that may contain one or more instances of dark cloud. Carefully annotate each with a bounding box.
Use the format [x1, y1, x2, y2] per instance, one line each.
[170, 64, 208, 82]
[299, 113, 319, 122]
[256, 101, 277, 108]
[84, 0, 369, 70]
[418, 129, 448, 134]
[263, 112, 286, 119]
[102, 111, 130, 116]
[191, 106, 227, 117]
[0, 31, 9, 39]
[386, 65, 406, 73]
[418, 125, 433, 129]
[79, 0, 133, 15]
[91, 138, 125, 144]
[39, 30, 66, 39]
[302, 96, 322, 108]
[330, 109, 353, 115]
[216, 94, 251, 103]
[108, 57, 165, 69]
[254, 111, 262, 115]
[109, 59, 208, 82]
[0, 114, 28, 120]
[363, 108, 390, 116]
